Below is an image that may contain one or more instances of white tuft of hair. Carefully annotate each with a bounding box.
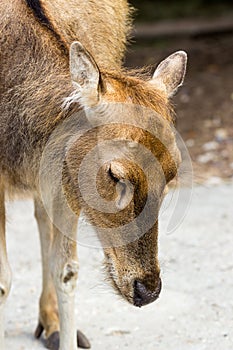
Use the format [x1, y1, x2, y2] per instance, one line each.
[62, 89, 82, 110]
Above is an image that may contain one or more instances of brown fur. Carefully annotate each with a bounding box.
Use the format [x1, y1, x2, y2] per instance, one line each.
[0, 0, 186, 347]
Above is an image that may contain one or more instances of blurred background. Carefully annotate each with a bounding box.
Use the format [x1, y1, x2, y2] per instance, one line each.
[126, 0, 233, 184]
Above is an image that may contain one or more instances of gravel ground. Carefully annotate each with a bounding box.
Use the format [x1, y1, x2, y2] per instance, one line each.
[4, 183, 233, 350]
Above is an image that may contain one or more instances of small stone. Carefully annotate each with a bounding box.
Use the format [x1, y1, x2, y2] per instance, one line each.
[197, 152, 214, 163]
[202, 141, 218, 151]
[215, 128, 227, 142]
[107, 329, 131, 336]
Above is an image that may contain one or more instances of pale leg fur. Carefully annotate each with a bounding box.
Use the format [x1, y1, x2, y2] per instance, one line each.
[35, 193, 79, 349]
[50, 198, 79, 350]
[51, 226, 78, 350]
[0, 188, 12, 350]
[34, 198, 59, 338]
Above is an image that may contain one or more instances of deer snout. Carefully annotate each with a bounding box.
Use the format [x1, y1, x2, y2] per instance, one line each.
[133, 278, 162, 307]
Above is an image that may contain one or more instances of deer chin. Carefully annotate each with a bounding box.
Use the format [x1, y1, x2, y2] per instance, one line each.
[103, 255, 135, 305]
[103, 250, 162, 308]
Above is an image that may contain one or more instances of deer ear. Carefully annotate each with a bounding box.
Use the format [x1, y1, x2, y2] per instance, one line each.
[150, 51, 187, 97]
[69, 41, 100, 106]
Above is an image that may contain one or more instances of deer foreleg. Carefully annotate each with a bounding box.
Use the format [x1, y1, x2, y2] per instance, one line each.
[34, 197, 59, 341]
[51, 223, 78, 350]
[34, 196, 90, 350]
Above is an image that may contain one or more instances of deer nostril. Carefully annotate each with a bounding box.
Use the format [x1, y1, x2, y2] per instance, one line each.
[133, 278, 162, 307]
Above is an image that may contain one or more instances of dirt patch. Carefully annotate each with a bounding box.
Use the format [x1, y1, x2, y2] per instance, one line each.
[125, 32, 233, 184]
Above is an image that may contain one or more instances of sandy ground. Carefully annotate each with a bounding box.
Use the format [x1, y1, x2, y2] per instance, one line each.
[4, 183, 233, 350]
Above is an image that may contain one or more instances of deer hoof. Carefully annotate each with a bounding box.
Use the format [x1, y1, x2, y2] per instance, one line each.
[35, 322, 44, 339]
[45, 330, 91, 349]
[77, 330, 91, 349]
[45, 331, 60, 350]
[34, 322, 91, 349]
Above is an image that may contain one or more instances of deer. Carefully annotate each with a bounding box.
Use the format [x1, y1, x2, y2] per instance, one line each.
[0, 0, 187, 349]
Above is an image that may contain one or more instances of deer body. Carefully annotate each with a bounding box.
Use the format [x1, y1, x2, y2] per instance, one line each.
[0, 1, 187, 349]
